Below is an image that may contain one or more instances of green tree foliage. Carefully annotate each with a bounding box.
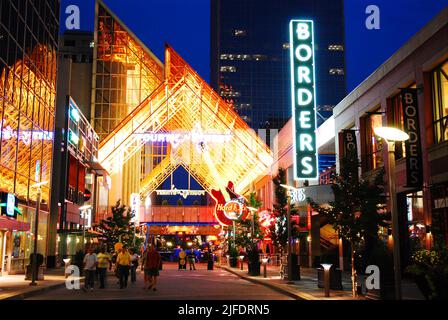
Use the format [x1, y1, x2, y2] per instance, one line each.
[98, 200, 144, 253]
[234, 192, 264, 251]
[269, 168, 300, 252]
[309, 152, 390, 295]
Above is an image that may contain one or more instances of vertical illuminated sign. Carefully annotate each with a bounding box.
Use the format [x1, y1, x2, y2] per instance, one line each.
[6, 193, 15, 217]
[290, 20, 318, 180]
[130, 193, 140, 224]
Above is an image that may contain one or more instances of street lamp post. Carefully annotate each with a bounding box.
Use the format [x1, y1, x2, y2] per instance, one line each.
[29, 181, 48, 286]
[374, 126, 409, 300]
[280, 184, 293, 282]
[79, 205, 92, 254]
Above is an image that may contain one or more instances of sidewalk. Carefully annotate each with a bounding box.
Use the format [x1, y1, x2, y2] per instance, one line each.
[218, 264, 424, 300]
[0, 268, 83, 300]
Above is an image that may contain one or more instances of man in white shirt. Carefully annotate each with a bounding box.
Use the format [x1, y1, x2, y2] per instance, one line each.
[83, 247, 97, 291]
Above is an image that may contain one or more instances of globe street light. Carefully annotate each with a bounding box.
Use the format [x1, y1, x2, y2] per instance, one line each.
[374, 126, 409, 300]
[29, 180, 48, 286]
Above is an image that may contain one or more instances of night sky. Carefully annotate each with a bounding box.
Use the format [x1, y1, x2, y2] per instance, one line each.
[60, 0, 448, 90]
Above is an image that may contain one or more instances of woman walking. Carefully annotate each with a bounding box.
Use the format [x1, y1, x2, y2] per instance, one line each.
[142, 245, 161, 291]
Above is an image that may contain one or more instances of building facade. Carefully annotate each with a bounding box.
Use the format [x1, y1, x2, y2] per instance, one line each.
[333, 8, 448, 269]
[0, 0, 59, 275]
[211, 0, 346, 131]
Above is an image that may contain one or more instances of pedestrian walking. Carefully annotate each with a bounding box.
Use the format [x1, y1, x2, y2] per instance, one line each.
[97, 247, 111, 289]
[130, 248, 139, 284]
[178, 249, 187, 270]
[188, 249, 196, 270]
[116, 246, 131, 289]
[142, 245, 161, 291]
[83, 247, 97, 291]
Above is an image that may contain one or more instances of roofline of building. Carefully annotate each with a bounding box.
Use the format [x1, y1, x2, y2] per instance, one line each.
[96, 0, 164, 68]
[333, 7, 448, 118]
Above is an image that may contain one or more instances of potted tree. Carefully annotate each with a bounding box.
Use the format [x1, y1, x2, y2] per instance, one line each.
[228, 245, 238, 268]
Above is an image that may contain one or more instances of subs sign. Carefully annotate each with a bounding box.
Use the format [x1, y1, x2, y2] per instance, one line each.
[289, 20, 318, 180]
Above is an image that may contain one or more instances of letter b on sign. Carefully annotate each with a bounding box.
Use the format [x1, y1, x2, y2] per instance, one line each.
[296, 23, 310, 40]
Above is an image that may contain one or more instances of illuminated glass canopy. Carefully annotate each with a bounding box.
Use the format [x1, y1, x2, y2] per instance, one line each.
[98, 45, 273, 197]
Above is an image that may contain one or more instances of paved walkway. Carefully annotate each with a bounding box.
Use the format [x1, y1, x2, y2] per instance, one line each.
[27, 263, 292, 300]
[0, 268, 82, 300]
[218, 263, 425, 300]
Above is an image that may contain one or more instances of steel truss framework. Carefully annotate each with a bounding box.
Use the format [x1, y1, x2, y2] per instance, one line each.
[96, 3, 272, 199]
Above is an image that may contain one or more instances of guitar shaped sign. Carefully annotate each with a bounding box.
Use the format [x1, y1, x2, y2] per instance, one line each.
[210, 181, 250, 226]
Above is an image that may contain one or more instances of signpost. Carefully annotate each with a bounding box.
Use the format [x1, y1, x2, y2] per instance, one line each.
[289, 20, 318, 180]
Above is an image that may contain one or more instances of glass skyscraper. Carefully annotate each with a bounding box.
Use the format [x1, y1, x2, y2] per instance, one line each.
[211, 0, 346, 131]
[0, 0, 59, 274]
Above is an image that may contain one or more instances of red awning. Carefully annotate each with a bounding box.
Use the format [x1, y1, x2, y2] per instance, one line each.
[0, 216, 30, 231]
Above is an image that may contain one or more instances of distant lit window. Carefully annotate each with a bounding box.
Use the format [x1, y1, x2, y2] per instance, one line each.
[220, 91, 240, 98]
[282, 43, 290, 50]
[240, 103, 251, 109]
[317, 105, 334, 112]
[220, 66, 237, 73]
[234, 29, 247, 36]
[90, 41, 95, 48]
[328, 44, 344, 51]
[329, 68, 344, 75]
[221, 54, 251, 61]
[253, 54, 267, 61]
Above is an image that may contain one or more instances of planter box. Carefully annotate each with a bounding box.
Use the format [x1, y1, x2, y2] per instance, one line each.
[229, 257, 238, 268]
[248, 262, 260, 276]
[317, 267, 343, 290]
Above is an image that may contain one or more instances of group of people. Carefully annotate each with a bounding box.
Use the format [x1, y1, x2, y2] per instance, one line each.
[82, 245, 161, 292]
[177, 249, 197, 270]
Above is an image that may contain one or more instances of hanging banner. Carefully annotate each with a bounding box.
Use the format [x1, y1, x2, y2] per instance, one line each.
[339, 129, 358, 179]
[401, 88, 423, 188]
[340, 130, 357, 157]
[289, 20, 318, 180]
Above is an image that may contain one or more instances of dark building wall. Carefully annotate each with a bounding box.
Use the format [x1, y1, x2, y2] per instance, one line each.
[211, 0, 346, 130]
[58, 31, 94, 118]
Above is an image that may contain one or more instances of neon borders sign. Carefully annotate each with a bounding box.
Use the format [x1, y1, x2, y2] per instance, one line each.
[289, 20, 318, 180]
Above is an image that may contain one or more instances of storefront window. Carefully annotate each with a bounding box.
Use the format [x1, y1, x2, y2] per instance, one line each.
[362, 112, 384, 172]
[431, 60, 448, 144]
[406, 192, 425, 249]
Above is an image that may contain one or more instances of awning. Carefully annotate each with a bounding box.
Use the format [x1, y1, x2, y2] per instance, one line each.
[89, 161, 109, 177]
[0, 216, 30, 231]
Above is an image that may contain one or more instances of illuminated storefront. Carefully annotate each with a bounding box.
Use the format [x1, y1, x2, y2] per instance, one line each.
[0, 0, 58, 275]
[333, 9, 448, 269]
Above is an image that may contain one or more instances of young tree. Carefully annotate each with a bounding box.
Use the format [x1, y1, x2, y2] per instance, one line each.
[269, 168, 300, 253]
[98, 200, 144, 253]
[270, 168, 288, 252]
[309, 153, 390, 296]
[234, 192, 264, 251]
